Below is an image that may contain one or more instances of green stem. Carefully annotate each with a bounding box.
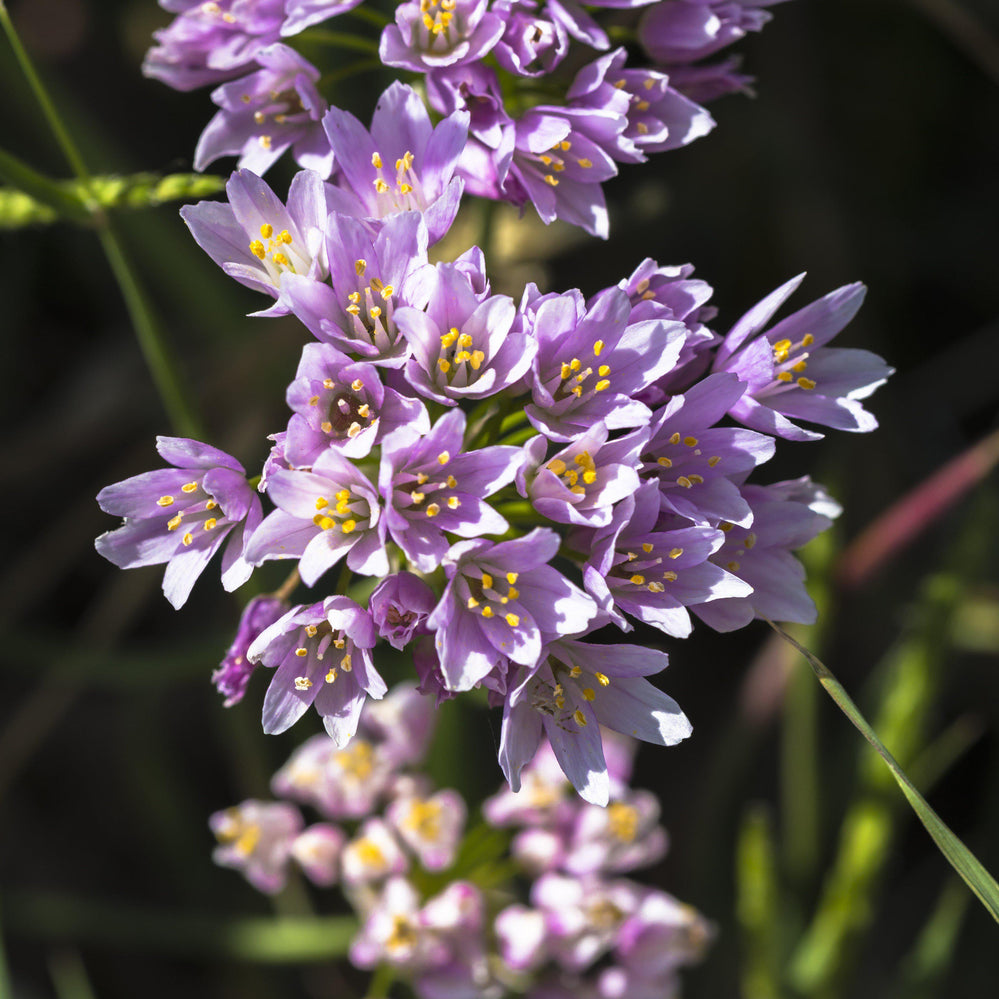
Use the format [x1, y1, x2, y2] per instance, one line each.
[302, 29, 381, 55]
[0, 3, 204, 438]
[365, 963, 396, 998]
[347, 5, 391, 29]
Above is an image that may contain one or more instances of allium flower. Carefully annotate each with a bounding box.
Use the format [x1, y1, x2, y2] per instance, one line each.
[350, 877, 440, 969]
[641, 371, 775, 526]
[692, 476, 840, 631]
[247, 597, 384, 743]
[291, 823, 346, 886]
[194, 43, 333, 176]
[95, 437, 261, 609]
[283, 342, 429, 466]
[245, 449, 386, 583]
[380, 0, 505, 73]
[272, 732, 396, 818]
[341, 818, 410, 885]
[379, 410, 524, 571]
[369, 573, 439, 650]
[322, 82, 468, 244]
[613, 888, 714, 979]
[496, 904, 550, 972]
[500, 638, 691, 804]
[712, 276, 893, 440]
[359, 681, 439, 768]
[282, 210, 431, 364]
[181, 168, 331, 315]
[144, 0, 285, 92]
[564, 790, 667, 875]
[387, 788, 467, 870]
[430, 528, 598, 691]
[526, 288, 686, 441]
[492, 0, 569, 77]
[394, 263, 536, 404]
[209, 798, 302, 893]
[582, 481, 751, 637]
[213, 594, 288, 705]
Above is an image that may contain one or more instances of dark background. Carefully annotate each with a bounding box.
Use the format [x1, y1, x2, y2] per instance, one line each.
[2, 0, 998, 996]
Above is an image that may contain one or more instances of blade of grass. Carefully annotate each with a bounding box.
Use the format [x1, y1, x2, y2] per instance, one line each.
[769, 621, 999, 924]
[736, 805, 783, 999]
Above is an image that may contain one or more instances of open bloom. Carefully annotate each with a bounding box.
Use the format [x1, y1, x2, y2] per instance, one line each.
[209, 798, 302, 893]
[95, 437, 261, 609]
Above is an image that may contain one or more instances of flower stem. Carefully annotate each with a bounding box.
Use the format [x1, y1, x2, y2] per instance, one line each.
[365, 963, 395, 998]
[0, 3, 205, 439]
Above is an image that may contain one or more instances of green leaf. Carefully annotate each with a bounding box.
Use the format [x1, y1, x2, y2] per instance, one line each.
[768, 621, 999, 924]
[0, 145, 90, 223]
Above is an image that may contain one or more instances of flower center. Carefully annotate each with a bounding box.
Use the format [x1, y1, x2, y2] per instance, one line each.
[645, 432, 720, 489]
[159, 479, 222, 547]
[344, 259, 398, 354]
[437, 326, 485, 385]
[552, 340, 610, 401]
[248, 222, 307, 281]
[370, 149, 427, 212]
[770, 333, 817, 391]
[464, 568, 521, 627]
[308, 375, 375, 441]
[612, 541, 683, 594]
[546, 450, 597, 497]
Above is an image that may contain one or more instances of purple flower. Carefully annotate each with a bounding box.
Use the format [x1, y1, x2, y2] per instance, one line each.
[322, 82, 468, 244]
[500, 638, 690, 805]
[496, 904, 550, 972]
[281, 0, 365, 35]
[181, 168, 331, 315]
[247, 597, 384, 743]
[564, 790, 667, 875]
[492, 0, 569, 77]
[613, 888, 714, 978]
[567, 49, 715, 162]
[245, 449, 386, 584]
[213, 594, 288, 706]
[639, 0, 784, 65]
[581, 481, 751, 637]
[342, 819, 410, 886]
[95, 436, 261, 609]
[379, 410, 524, 572]
[144, 0, 285, 92]
[665, 54, 755, 103]
[360, 682, 439, 768]
[395, 262, 536, 405]
[350, 877, 439, 969]
[380, 0, 505, 73]
[429, 528, 598, 691]
[518, 423, 648, 528]
[369, 573, 438, 650]
[281, 210, 432, 364]
[291, 823, 346, 886]
[712, 276, 893, 440]
[283, 342, 429, 466]
[692, 476, 840, 631]
[194, 44, 333, 176]
[387, 788, 467, 871]
[526, 287, 686, 441]
[641, 371, 775, 526]
[209, 798, 302, 893]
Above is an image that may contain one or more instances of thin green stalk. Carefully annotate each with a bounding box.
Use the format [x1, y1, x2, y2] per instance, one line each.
[347, 5, 391, 29]
[365, 963, 396, 998]
[0, 897, 14, 999]
[768, 620, 999, 924]
[0, 4, 204, 438]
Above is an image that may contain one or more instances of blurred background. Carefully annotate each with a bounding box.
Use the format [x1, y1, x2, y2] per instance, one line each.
[2, 0, 999, 995]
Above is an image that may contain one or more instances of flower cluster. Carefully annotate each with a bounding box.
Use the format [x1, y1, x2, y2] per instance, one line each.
[145, 0, 788, 235]
[211, 689, 712, 998]
[97, 120, 889, 803]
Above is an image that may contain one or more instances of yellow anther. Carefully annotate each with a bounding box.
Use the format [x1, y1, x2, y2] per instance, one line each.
[157, 495, 174, 507]
[481, 606, 494, 618]
[260, 223, 273, 238]
[438, 359, 451, 374]
[467, 597, 479, 609]
[593, 340, 605, 356]
[336, 489, 351, 502]
[417, 473, 429, 485]
[574, 709, 587, 727]
[334, 638, 346, 649]
[357, 404, 370, 419]
[727, 561, 741, 572]
[481, 573, 493, 590]
[636, 122, 649, 135]
[544, 175, 559, 186]
[457, 332, 473, 349]
[167, 514, 183, 531]
[340, 653, 352, 671]
[595, 379, 611, 392]
[663, 571, 678, 582]
[447, 496, 460, 509]
[294, 676, 312, 690]
[369, 306, 382, 319]
[797, 377, 816, 390]
[278, 230, 292, 244]
[507, 586, 519, 600]
[411, 492, 425, 504]
[582, 470, 597, 484]
[314, 515, 335, 530]
[688, 474, 704, 485]
[305, 625, 318, 637]
[506, 572, 518, 584]
[315, 496, 328, 510]
[636, 100, 650, 112]
[295, 647, 308, 657]
[205, 500, 217, 510]
[437, 451, 450, 465]
[792, 360, 808, 372]
[637, 543, 652, 554]
[668, 432, 681, 445]
[648, 581, 665, 593]
[802, 334, 815, 346]
[553, 162, 565, 173]
[320, 421, 333, 433]
[341, 519, 357, 533]
[644, 77, 655, 90]
[683, 436, 698, 447]
[204, 518, 217, 530]
[676, 476, 693, 488]
[598, 364, 610, 376]
[272, 252, 289, 266]
[539, 154, 553, 166]
[354, 259, 367, 275]
[348, 291, 361, 303]
[669, 548, 683, 559]
[351, 378, 364, 391]
[708, 455, 721, 466]
[182, 532, 193, 546]
[259, 134, 273, 150]
[559, 140, 571, 151]
[505, 613, 520, 627]
[776, 371, 793, 382]
[595, 672, 610, 686]
[182, 482, 198, 493]
[577, 158, 593, 168]
[583, 687, 596, 701]
[425, 503, 440, 517]
[447, 475, 458, 488]
[560, 362, 572, 380]
[325, 667, 337, 684]
[630, 574, 646, 585]
[657, 456, 673, 468]
[744, 533, 758, 549]
[249, 240, 266, 259]
[613, 78, 626, 89]
[381, 285, 394, 300]
[372, 152, 383, 168]
[548, 458, 567, 475]
[470, 350, 485, 370]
